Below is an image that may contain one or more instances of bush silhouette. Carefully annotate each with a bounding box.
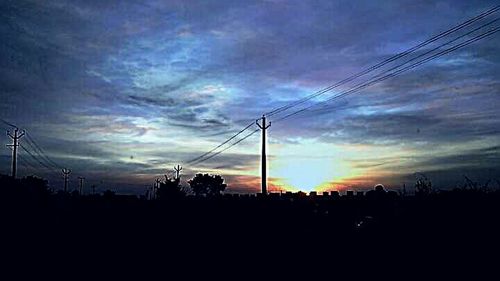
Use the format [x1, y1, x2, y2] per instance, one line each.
[0, 174, 51, 201]
[188, 173, 226, 196]
[103, 189, 115, 200]
[157, 175, 185, 199]
[415, 173, 432, 196]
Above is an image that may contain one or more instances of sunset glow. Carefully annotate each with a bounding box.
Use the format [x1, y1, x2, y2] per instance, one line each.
[270, 142, 356, 191]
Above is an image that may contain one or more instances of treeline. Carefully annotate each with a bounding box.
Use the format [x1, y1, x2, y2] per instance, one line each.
[2, 172, 500, 266]
[1, 172, 499, 202]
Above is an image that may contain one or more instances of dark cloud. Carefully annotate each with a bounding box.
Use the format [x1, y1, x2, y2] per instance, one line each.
[127, 95, 177, 108]
[417, 145, 500, 169]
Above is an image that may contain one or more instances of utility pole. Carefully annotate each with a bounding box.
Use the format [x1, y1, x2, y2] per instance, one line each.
[174, 165, 182, 180]
[62, 168, 71, 193]
[145, 185, 151, 200]
[78, 176, 85, 195]
[154, 178, 161, 199]
[6, 128, 25, 179]
[256, 115, 271, 195]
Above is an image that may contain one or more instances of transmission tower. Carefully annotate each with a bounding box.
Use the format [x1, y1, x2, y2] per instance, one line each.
[256, 115, 271, 195]
[62, 168, 71, 193]
[6, 128, 25, 179]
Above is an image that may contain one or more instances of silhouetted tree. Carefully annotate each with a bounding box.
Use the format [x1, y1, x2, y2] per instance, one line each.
[0, 174, 51, 201]
[157, 175, 185, 199]
[188, 173, 226, 196]
[103, 189, 115, 200]
[366, 184, 388, 200]
[415, 173, 432, 196]
[462, 175, 492, 191]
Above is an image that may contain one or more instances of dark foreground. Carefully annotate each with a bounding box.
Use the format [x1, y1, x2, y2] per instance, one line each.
[2, 179, 500, 275]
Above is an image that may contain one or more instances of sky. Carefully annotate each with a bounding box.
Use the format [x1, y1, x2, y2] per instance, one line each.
[1, 0, 499, 194]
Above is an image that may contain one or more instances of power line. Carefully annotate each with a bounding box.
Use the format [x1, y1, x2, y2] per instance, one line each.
[322, 26, 500, 105]
[18, 152, 41, 171]
[191, 128, 260, 165]
[22, 137, 58, 170]
[275, 26, 500, 123]
[265, 5, 500, 118]
[17, 154, 42, 175]
[184, 5, 500, 166]
[266, 5, 500, 117]
[6, 133, 43, 176]
[19, 143, 59, 173]
[0, 118, 17, 128]
[366, 18, 499, 86]
[273, 21, 500, 122]
[186, 121, 255, 164]
[1, 118, 63, 171]
[17, 153, 58, 179]
[280, 27, 500, 122]
[24, 132, 61, 169]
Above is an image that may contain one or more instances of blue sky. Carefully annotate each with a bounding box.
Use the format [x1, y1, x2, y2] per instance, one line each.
[1, 0, 499, 194]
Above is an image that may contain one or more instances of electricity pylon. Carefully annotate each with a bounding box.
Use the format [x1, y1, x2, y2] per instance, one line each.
[6, 128, 25, 179]
[256, 115, 271, 195]
[174, 165, 182, 180]
[62, 168, 71, 193]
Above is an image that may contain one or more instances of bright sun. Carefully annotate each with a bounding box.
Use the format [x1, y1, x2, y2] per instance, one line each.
[269, 141, 354, 192]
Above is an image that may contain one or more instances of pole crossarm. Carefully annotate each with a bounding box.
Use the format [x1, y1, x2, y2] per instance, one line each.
[174, 165, 183, 180]
[62, 168, 71, 192]
[256, 116, 271, 129]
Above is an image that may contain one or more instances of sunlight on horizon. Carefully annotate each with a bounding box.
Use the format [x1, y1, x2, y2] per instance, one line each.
[269, 141, 358, 192]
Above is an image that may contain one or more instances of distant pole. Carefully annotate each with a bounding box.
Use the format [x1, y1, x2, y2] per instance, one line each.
[62, 168, 71, 193]
[78, 177, 85, 195]
[256, 115, 271, 195]
[6, 128, 25, 179]
[154, 178, 161, 199]
[174, 165, 182, 180]
[145, 185, 151, 200]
